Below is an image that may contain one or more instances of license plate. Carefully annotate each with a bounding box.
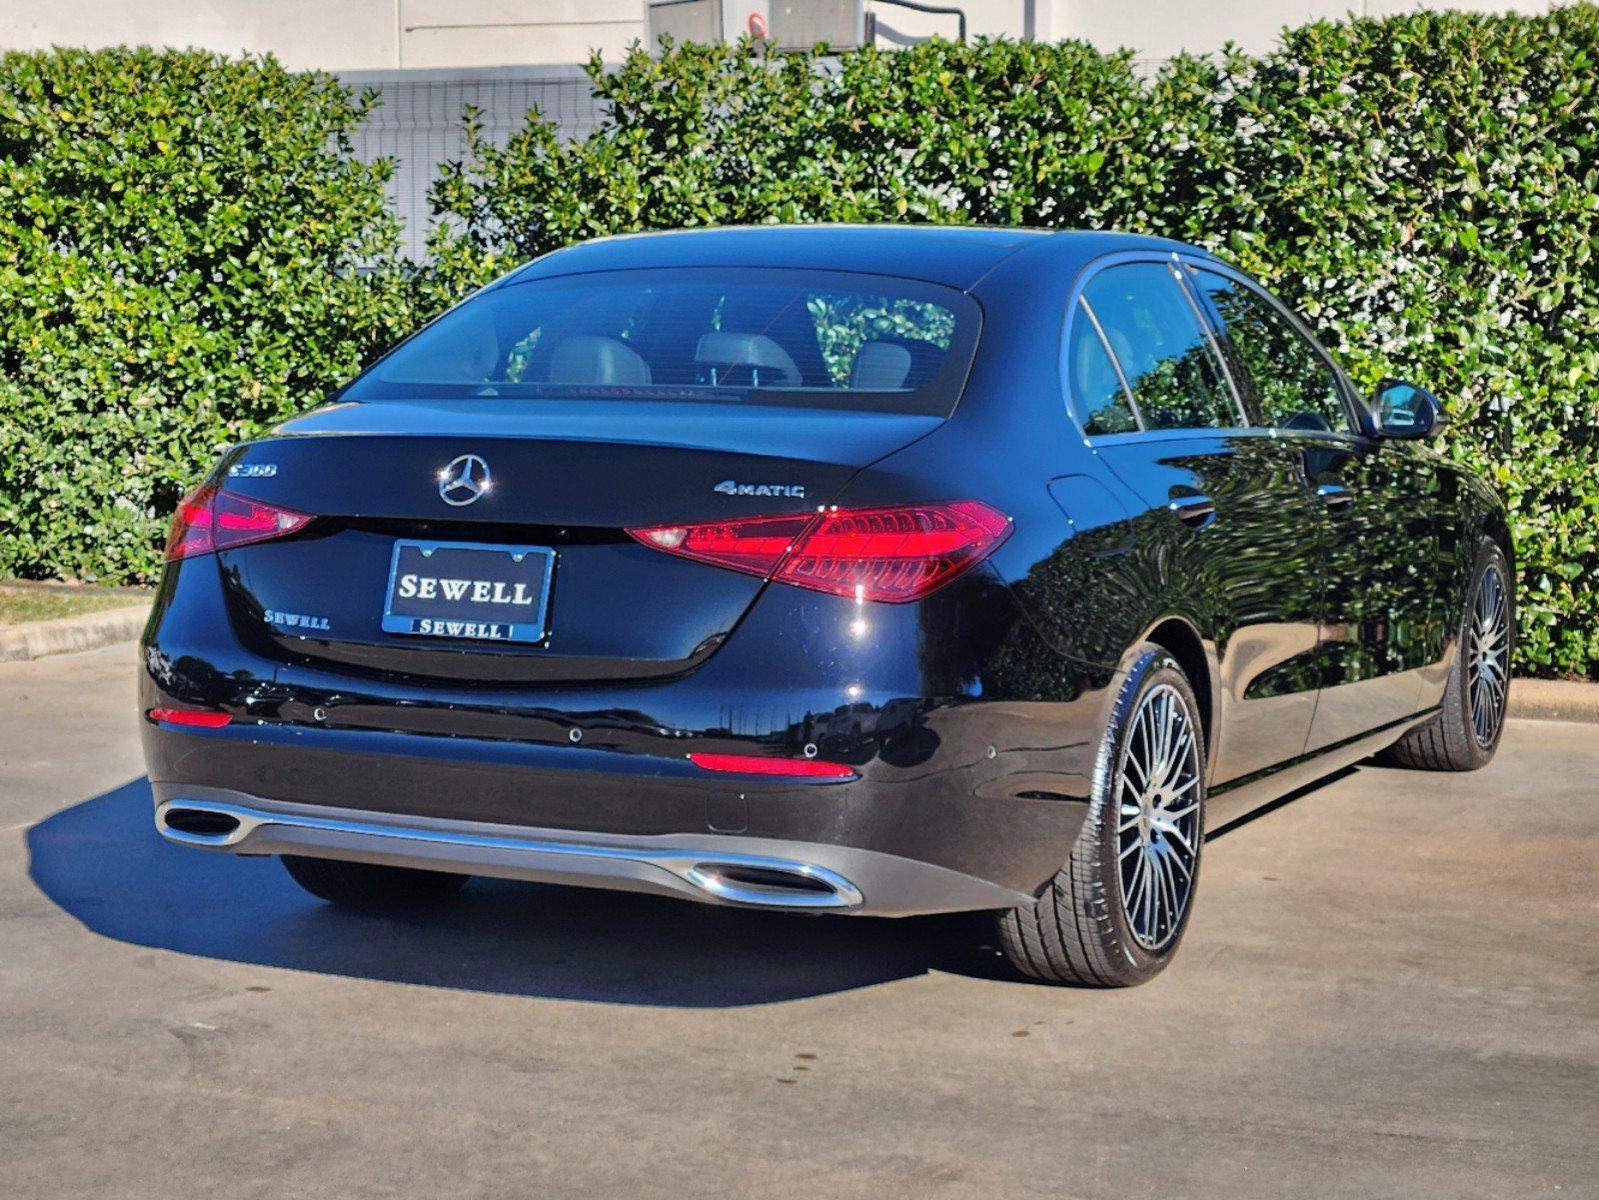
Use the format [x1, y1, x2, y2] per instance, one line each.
[382, 540, 554, 644]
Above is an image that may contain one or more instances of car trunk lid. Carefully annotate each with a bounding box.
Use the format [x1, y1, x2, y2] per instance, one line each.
[211, 399, 940, 683]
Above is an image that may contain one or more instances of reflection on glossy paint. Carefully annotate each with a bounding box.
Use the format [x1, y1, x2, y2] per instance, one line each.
[135, 232, 1512, 908]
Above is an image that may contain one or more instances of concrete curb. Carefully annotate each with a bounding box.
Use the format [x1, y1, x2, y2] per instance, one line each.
[1508, 678, 1599, 724]
[0, 604, 151, 664]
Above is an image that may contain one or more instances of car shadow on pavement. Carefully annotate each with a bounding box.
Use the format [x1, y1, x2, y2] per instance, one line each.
[27, 778, 1015, 1007]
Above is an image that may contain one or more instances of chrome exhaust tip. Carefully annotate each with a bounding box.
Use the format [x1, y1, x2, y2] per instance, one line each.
[156, 801, 257, 847]
[685, 860, 863, 909]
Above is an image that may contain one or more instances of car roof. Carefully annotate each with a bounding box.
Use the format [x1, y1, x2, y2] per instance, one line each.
[507, 225, 1205, 292]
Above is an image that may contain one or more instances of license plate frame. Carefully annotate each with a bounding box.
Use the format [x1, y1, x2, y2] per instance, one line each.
[382, 539, 555, 645]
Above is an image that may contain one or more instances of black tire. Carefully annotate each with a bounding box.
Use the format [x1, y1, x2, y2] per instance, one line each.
[281, 854, 469, 911]
[1381, 540, 1513, 772]
[995, 644, 1206, 987]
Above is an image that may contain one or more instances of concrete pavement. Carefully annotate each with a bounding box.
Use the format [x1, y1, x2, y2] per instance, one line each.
[1, 642, 1595, 1199]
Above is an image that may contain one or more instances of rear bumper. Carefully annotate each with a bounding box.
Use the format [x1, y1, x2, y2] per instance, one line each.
[139, 550, 1113, 915]
[142, 712, 1095, 914]
[151, 788, 1032, 916]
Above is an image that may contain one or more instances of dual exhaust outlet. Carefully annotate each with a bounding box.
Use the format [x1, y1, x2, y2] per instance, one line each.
[156, 800, 864, 911]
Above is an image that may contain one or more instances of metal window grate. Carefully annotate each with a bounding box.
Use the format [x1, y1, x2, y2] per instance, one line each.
[340, 55, 1174, 261]
[342, 67, 607, 260]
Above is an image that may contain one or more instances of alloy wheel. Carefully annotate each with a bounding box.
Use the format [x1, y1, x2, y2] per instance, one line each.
[1467, 564, 1510, 747]
[1116, 683, 1202, 951]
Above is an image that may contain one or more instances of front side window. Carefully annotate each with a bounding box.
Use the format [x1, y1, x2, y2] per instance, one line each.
[1077, 263, 1240, 431]
[1189, 269, 1351, 434]
[343, 268, 979, 417]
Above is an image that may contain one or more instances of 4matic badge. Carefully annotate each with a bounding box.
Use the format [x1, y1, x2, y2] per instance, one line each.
[713, 480, 806, 499]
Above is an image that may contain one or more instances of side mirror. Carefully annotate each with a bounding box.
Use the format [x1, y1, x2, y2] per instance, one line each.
[1368, 379, 1448, 440]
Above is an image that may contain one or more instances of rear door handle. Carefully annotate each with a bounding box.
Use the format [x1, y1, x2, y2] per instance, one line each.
[1316, 482, 1355, 511]
[1167, 494, 1216, 529]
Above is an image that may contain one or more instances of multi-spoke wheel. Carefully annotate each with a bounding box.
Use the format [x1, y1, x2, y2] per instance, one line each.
[1466, 563, 1510, 747]
[1382, 540, 1514, 772]
[1116, 683, 1202, 951]
[996, 644, 1207, 987]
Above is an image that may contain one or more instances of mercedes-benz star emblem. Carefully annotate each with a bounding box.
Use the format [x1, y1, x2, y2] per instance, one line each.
[437, 454, 492, 506]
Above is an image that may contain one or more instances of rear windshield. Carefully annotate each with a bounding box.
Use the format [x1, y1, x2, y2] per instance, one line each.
[343, 267, 981, 417]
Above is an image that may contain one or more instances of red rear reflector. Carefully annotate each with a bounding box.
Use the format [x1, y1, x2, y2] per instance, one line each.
[688, 752, 855, 779]
[147, 707, 232, 728]
[165, 485, 313, 561]
[628, 501, 1010, 603]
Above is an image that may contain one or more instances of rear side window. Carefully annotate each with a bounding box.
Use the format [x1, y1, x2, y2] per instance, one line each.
[344, 267, 980, 417]
[1189, 269, 1351, 434]
[1078, 262, 1240, 431]
[1065, 297, 1139, 436]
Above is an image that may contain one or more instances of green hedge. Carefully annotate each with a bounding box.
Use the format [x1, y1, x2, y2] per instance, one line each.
[431, 9, 1599, 678]
[0, 48, 419, 583]
[2, 13, 1596, 676]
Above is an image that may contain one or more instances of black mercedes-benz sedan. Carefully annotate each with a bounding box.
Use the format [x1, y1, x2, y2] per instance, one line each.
[140, 226, 1513, 986]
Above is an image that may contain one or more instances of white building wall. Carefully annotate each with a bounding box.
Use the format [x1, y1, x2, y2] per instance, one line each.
[0, 0, 641, 70]
[0, 0, 401, 69]
[1051, 0, 1556, 59]
[397, 0, 641, 68]
[0, 0, 1567, 69]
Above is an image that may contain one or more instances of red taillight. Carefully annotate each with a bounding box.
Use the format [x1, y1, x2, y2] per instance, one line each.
[147, 707, 232, 728]
[630, 512, 817, 577]
[164, 485, 314, 561]
[628, 501, 1010, 603]
[688, 752, 855, 778]
[165, 485, 219, 561]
